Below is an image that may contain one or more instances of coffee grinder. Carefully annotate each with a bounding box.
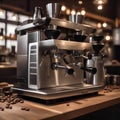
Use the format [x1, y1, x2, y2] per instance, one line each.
[86, 35, 105, 85]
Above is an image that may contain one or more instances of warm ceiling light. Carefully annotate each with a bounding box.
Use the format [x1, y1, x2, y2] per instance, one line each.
[81, 9, 86, 15]
[105, 35, 111, 41]
[66, 9, 71, 15]
[94, 0, 107, 10]
[61, 5, 66, 11]
[71, 10, 76, 15]
[103, 22, 107, 27]
[97, 5, 103, 10]
[97, 23, 102, 28]
[0, 35, 4, 40]
[78, 0, 83, 5]
[94, 0, 108, 5]
[98, 0, 103, 4]
[77, 12, 81, 15]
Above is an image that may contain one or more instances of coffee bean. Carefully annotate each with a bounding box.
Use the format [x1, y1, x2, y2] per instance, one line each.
[0, 107, 4, 111]
[10, 101, 15, 104]
[66, 103, 70, 106]
[1, 100, 5, 103]
[6, 103, 10, 106]
[5, 106, 9, 109]
[7, 95, 10, 98]
[20, 100, 24, 103]
[21, 107, 30, 111]
[9, 106, 12, 109]
[0, 92, 30, 112]
[25, 108, 30, 111]
[21, 107, 26, 110]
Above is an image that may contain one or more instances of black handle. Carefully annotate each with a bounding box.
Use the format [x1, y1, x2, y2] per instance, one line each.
[81, 53, 92, 60]
[67, 68, 74, 75]
[51, 63, 74, 75]
[80, 67, 97, 74]
[87, 53, 92, 59]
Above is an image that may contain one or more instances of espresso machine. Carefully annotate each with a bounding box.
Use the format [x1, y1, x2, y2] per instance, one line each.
[13, 3, 105, 100]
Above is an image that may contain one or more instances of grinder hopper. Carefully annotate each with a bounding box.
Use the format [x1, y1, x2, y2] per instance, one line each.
[46, 3, 61, 18]
[45, 3, 61, 39]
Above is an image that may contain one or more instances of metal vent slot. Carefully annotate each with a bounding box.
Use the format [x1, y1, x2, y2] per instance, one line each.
[28, 42, 39, 89]
[30, 54, 37, 62]
[30, 50, 37, 54]
[30, 75, 37, 85]
[30, 73, 37, 75]
[31, 45, 36, 49]
[30, 63, 37, 67]
[30, 68, 37, 73]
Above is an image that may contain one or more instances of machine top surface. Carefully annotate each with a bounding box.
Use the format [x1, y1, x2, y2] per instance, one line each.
[16, 17, 96, 34]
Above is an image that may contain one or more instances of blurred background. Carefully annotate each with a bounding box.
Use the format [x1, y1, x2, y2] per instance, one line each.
[0, 0, 120, 82]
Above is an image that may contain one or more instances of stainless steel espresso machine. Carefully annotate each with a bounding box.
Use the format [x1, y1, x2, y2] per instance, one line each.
[13, 3, 105, 100]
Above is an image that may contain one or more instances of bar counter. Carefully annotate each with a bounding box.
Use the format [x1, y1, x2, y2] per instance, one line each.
[0, 65, 16, 83]
[1, 89, 120, 120]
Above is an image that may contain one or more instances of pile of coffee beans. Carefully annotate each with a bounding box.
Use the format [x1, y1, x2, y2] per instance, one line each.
[0, 93, 30, 111]
[104, 75, 120, 93]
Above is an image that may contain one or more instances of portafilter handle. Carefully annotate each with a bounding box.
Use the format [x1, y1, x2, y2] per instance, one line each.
[51, 63, 74, 75]
[76, 62, 97, 74]
[80, 67, 97, 74]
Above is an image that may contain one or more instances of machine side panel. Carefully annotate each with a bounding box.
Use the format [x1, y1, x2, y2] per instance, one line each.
[17, 34, 28, 83]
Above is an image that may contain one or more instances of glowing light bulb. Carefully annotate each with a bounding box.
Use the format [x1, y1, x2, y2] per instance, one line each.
[66, 9, 71, 15]
[98, 0, 103, 4]
[97, 23, 102, 28]
[81, 9, 86, 15]
[105, 35, 111, 41]
[97, 5, 103, 10]
[0, 36, 4, 40]
[103, 22, 107, 27]
[71, 10, 76, 15]
[61, 5, 66, 11]
[78, 0, 83, 5]
[77, 12, 81, 15]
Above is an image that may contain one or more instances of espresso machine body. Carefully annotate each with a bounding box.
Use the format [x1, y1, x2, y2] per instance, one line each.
[28, 40, 84, 90]
[13, 3, 105, 100]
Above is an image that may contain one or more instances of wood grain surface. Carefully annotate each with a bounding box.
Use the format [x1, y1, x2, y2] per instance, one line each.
[1, 89, 120, 120]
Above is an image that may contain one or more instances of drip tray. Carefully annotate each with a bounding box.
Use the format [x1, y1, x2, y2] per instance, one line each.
[13, 84, 104, 100]
[38, 84, 94, 94]
[39, 84, 84, 93]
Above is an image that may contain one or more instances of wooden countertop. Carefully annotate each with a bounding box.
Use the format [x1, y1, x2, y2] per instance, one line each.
[1, 89, 120, 120]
